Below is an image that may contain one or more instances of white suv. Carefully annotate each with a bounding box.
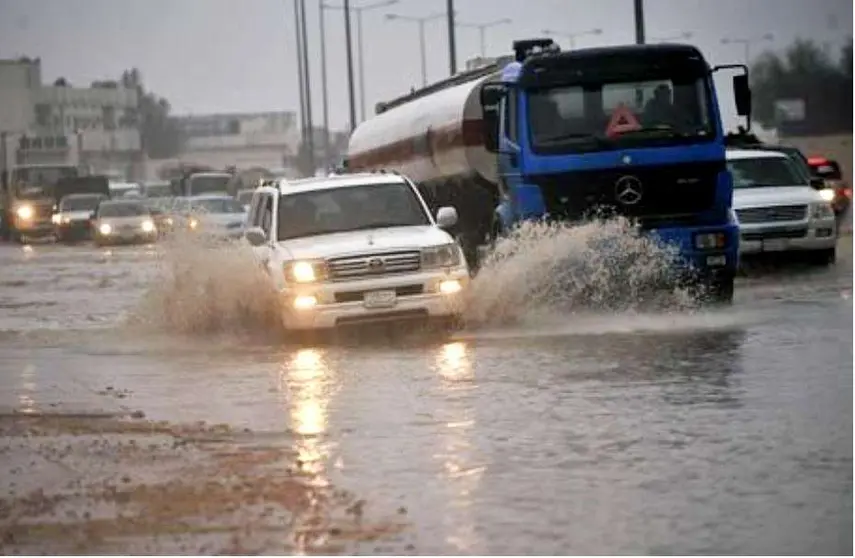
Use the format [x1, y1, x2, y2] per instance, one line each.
[243, 172, 470, 331]
[727, 148, 838, 265]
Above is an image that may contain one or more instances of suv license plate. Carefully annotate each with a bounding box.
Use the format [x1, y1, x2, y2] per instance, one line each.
[762, 238, 790, 252]
[364, 290, 397, 309]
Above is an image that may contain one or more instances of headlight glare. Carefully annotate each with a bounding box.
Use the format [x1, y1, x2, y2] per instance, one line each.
[99, 223, 112, 235]
[421, 243, 462, 268]
[141, 220, 156, 232]
[286, 260, 327, 283]
[818, 188, 835, 202]
[51, 214, 61, 224]
[16, 205, 33, 220]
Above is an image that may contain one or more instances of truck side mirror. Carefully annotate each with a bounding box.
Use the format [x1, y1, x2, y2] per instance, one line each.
[733, 74, 752, 117]
[480, 83, 506, 154]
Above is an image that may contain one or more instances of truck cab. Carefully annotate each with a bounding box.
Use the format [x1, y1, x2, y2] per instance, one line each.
[479, 39, 752, 302]
[2, 163, 83, 242]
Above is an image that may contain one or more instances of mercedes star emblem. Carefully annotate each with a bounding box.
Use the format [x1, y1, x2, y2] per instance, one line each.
[621, 154, 632, 165]
[614, 175, 643, 205]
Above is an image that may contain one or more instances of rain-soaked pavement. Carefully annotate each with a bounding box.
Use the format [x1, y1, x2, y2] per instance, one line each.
[0, 234, 852, 555]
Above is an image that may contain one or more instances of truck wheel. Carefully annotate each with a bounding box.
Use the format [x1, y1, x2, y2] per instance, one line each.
[702, 274, 735, 306]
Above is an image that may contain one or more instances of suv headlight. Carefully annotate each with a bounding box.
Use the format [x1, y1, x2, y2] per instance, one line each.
[810, 202, 835, 220]
[421, 243, 462, 268]
[285, 260, 328, 283]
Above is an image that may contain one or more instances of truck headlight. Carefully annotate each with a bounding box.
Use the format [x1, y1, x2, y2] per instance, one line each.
[818, 188, 835, 202]
[141, 220, 156, 233]
[285, 260, 327, 283]
[16, 205, 33, 220]
[99, 223, 112, 235]
[421, 243, 462, 268]
[810, 202, 835, 220]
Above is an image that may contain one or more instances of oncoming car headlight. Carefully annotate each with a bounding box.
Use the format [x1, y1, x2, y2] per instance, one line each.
[421, 243, 462, 268]
[810, 202, 835, 220]
[99, 223, 112, 236]
[140, 219, 156, 233]
[818, 188, 835, 203]
[16, 205, 33, 220]
[284, 260, 328, 283]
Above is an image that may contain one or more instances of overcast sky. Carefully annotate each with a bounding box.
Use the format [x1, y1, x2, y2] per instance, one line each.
[0, 0, 851, 131]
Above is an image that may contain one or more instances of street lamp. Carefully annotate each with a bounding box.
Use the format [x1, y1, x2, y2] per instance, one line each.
[650, 31, 694, 43]
[541, 27, 603, 49]
[721, 33, 774, 65]
[455, 18, 512, 58]
[324, 0, 398, 123]
[385, 12, 446, 87]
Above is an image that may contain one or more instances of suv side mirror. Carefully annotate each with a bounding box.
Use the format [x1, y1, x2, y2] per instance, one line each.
[733, 74, 752, 117]
[244, 226, 267, 246]
[436, 206, 458, 229]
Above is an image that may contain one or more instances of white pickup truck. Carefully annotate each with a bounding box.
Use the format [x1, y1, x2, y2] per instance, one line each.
[243, 172, 470, 331]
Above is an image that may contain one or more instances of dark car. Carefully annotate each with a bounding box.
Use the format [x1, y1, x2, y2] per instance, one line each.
[807, 156, 851, 220]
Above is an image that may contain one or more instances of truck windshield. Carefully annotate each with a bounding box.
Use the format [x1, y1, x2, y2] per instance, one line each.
[277, 182, 430, 241]
[11, 166, 78, 199]
[61, 195, 102, 212]
[727, 157, 801, 189]
[189, 175, 230, 195]
[98, 202, 149, 217]
[527, 75, 713, 154]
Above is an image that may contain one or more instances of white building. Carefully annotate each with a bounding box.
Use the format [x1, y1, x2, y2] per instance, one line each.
[0, 57, 141, 177]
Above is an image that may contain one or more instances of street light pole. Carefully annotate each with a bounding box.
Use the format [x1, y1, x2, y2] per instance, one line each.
[446, 0, 457, 75]
[385, 12, 446, 87]
[456, 18, 511, 57]
[298, 0, 315, 173]
[318, 0, 330, 166]
[634, 0, 645, 45]
[343, 0, 357, 131]
[649, 32, 693, 43]
[293, 0, 307, 139]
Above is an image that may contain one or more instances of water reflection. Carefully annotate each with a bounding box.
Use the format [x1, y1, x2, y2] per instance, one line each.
[18, 363, 38, 414]
[433, 341, 485, 553]
[278, 347, 336, 482]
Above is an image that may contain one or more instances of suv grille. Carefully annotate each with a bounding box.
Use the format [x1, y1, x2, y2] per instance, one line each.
[327, 250, 421, 280]
[736, 205, 807, 224]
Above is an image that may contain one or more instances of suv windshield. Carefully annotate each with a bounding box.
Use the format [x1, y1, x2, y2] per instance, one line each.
[61, 195, 103, 212]
[527, 75, 713, 154]
[190, 198, 245, 214]
[98, 202, 149, 218]
[728, 157, 801, 189]
[276, 182, 430, 241]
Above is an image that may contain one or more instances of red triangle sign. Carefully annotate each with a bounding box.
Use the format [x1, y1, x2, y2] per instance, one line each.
[605, 103, 641, 137]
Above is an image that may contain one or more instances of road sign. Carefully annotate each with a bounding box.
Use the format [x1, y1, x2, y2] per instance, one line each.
[606, 103, 642, 136]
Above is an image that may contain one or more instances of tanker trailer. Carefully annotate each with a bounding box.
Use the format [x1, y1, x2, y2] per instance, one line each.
[346, 58, 513, 268]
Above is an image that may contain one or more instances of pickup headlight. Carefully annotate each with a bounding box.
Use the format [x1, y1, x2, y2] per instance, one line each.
[16, 205, 33, 220]
[141, 219, 156, 233]
[421, 243, 462, 268]
[818, 188, 835, 202]
[285, 260, 328, 283]
[99, 223, 112, 235]
[810, 202, 835, 220]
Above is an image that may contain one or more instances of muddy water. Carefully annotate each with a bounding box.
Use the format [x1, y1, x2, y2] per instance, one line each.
[0, 234, 852, 555]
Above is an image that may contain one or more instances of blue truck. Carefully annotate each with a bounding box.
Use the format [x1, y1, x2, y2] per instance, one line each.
[346, 38, 752, 303]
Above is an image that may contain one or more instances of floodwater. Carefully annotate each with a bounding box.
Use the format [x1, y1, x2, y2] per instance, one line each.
[0, 228, 852, 555]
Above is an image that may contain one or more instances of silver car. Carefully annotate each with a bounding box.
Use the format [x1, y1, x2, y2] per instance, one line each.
[185, 195, 248, 239]
[92, 199, 158, 247]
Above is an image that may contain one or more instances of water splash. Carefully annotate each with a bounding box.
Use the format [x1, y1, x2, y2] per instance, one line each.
[462, 218, 697, 327]
[127, 229, 283, 337]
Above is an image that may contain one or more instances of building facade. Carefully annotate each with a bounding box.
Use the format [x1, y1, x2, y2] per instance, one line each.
[0, 57, 142, 177]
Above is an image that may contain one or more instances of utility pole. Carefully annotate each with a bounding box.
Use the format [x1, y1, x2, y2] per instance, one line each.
[634, 0, 645, 45]
[385, 12, 446, 87]
[293, 0, 307, 141]
[446, 0, 457, 75]
[343, 0, 358, 131]
[318, 0, 330, 167]
[456, 18, 511, 58]
[298, 0, 315, 175]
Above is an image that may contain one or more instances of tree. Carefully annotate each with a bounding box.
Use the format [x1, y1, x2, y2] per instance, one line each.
[117, 67, 182, 159]
[750, 38, 852, 136]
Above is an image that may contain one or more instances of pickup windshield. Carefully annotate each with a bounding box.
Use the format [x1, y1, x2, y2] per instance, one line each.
[727, 157, 802, 188]
[277, 182, 430, 241]
[527, 75, 714, 154]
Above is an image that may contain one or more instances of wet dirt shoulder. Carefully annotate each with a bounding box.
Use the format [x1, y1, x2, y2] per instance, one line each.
[0, 411, 411, 555]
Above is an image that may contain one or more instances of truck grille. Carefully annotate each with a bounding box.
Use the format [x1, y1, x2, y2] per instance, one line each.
[327, 250, 421, 281]
[527, 160, 723, 222]
[736, 205, 807, 224]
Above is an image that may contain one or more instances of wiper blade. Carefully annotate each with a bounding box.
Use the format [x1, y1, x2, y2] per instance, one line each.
[349, 222, 414, 231]
[538, 132, 610, 145]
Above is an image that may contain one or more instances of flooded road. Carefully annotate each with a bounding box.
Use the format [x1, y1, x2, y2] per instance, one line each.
[0, 237, 852, 554]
